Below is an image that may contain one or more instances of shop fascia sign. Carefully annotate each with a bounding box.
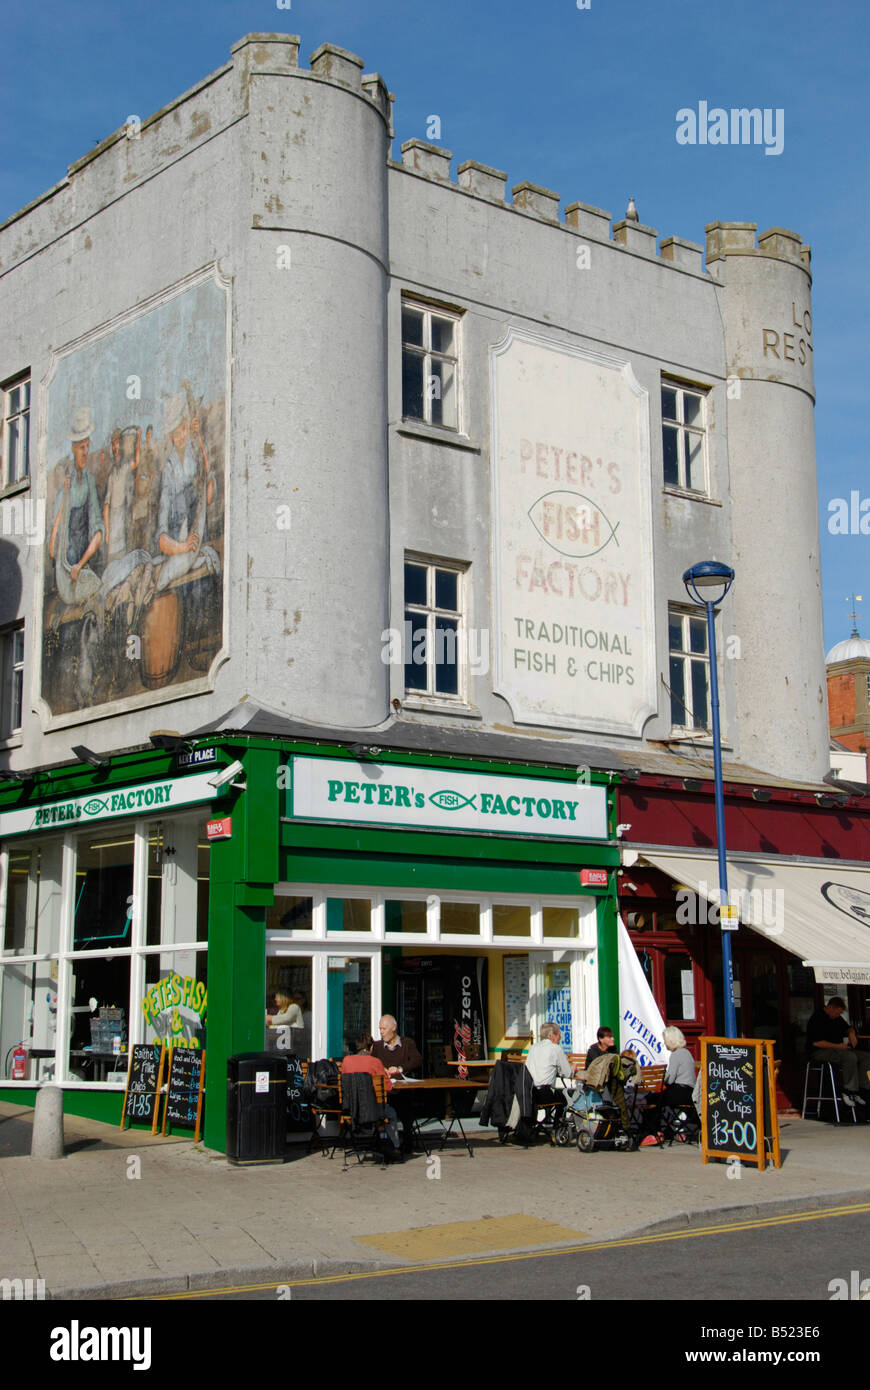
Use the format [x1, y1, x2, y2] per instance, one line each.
[0, 770, 219, 839]
[287, 755, 608, 840]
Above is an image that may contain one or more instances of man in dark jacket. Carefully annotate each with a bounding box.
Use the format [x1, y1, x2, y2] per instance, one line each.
[807, 998, 870, 1108]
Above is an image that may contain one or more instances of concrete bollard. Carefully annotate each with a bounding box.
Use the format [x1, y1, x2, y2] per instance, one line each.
[31, 1084, 65, 1159]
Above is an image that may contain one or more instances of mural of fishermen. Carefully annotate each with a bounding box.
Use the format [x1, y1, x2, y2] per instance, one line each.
[41, 276, 227, 717]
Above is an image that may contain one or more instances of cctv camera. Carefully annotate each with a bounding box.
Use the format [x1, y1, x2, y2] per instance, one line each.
[208, 759, 246, 789]
[616, 823, 632, 839]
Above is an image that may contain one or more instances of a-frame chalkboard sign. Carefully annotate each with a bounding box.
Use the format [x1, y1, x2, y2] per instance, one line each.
[121, 1043, 166, 1134]
[162, 1048, 206, 1142]
[700, 1037, 781, 1170]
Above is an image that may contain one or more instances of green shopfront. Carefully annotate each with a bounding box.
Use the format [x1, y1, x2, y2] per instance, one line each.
[0, 738, 620, 1151]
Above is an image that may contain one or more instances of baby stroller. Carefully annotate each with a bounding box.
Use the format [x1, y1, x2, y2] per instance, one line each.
[555, 1053, 641, 1153]
[562, 1087, 638, 1152]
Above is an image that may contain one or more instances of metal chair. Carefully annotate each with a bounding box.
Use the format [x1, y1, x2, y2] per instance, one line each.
[802, 1059, 858, 1125]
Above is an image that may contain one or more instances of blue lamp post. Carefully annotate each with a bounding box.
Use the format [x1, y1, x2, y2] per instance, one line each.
[683, 561, 737, 1038]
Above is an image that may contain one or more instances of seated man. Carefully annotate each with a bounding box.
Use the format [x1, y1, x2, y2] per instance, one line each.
[806, 997, 870, 1110]
[341, 1033, 400, 1153]
[370, 1014, 422, 1077]
[524, 1022, 581, 1129]
[370, 1014, 423, 1152]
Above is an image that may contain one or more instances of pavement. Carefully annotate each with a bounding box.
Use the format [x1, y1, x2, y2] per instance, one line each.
[0, 1100, 867, 1300]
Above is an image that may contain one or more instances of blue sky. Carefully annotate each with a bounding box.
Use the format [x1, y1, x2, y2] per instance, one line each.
[2, 0, 867, 647]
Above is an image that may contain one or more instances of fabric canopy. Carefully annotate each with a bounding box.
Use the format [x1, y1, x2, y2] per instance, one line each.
[639, 851, 870, 986]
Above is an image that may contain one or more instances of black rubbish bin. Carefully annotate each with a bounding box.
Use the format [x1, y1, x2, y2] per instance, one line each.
[226, 1053, 287, 1165]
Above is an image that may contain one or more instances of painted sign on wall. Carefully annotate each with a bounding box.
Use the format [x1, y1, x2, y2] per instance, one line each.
[490, 329, 656, 735]
[39, 272, 228, 724]
[141, 973, 207, 1049]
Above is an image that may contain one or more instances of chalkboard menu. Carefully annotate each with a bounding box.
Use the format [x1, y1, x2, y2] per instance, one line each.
[700, 1037, 781, 1170]
[286, 1055, 313, 1137]
[163, 1048, 206, 1141]
[121, 1044, 165, 1133]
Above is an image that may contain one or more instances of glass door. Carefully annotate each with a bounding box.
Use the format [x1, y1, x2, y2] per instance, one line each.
[265, 943, 380, 1062]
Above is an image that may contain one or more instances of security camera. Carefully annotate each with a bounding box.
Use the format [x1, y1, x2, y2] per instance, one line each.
[208, 759, 246, 789]
[616, 823, 632, 839]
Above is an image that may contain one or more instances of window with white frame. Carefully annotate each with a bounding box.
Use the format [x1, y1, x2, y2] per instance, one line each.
[661, 380, 707, 493]
[0, 814, 209, 1085]
[668, 607, 712, 731]
[404, 557, 465, 699]
[0, 625, 24, 739]
[401, 300, 460, 429]
[1, 375, 31, 488]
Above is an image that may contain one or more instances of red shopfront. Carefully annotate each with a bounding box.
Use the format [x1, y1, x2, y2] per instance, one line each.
[616, 773, 870, 1108]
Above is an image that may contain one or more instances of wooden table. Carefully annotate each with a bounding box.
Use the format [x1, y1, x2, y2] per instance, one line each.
[392, 1078, 487, 1157]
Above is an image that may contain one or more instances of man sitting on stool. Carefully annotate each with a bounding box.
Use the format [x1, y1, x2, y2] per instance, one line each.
[807, 997, 870, 1111]
[524, 1022, 582, 1134]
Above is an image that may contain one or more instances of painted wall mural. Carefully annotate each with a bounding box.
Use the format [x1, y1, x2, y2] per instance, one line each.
[490, 328, 656, 736]
[41, 276, 227, 718]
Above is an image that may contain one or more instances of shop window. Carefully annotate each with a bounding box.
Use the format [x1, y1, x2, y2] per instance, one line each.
[267, 895, 314, 932]
[145, 820, 210, 947]
[327, 898, 371, 932]
[1, 961, 58, 1081]
[0, 624, 25, 739]
[327, 956, 372, 1058]
[1, 373, 30, 487]
[440, 901, 480, 935]
[542, 905, 582, 939]
[67, 956, 131, 1083]
[401, 300, 460, 430]
[266, 956, 312, 1059]
[2, 842, 63, 957]
[668, 607, 712, 731]
[661, 379, 707, 494]
[142, 952, 207, 1051]
[385, 899, 428, 934]
[74, 832, 135, 951]
[492, 904, 532, 939]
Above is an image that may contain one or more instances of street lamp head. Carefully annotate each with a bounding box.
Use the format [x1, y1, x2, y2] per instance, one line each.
[683, 561, 735, 607]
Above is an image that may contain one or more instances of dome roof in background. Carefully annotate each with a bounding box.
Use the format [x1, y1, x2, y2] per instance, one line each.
[826, 633, 870, 664]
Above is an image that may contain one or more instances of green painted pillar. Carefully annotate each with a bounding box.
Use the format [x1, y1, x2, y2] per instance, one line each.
[203, 745, 279, 1152]
[596, 893, 620, 1046]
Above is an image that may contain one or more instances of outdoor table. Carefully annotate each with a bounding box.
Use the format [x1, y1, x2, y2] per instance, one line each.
[391, 1078, 487, 1158]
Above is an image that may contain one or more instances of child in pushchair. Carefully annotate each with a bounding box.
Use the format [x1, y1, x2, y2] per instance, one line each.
[555, 1050, 642, 1152]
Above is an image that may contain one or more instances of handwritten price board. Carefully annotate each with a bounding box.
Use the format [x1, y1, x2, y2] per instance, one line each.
[286, 1054, 313, 1135]
[700, 1037, 780, 1170]
[121, 1044, 166, 1133]
[162, 1048, 206, 1141]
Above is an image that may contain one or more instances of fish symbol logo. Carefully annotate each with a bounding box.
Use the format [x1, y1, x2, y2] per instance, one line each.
[528, 490, 620, 559]
[429, 790, 477, 812]
[83, 798, 110, 816]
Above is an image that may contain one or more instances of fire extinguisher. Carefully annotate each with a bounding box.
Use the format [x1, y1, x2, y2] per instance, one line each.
[11, 1043, 28, 1080]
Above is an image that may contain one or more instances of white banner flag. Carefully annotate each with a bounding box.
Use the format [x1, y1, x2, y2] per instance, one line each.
[616, 916, 667, 1066]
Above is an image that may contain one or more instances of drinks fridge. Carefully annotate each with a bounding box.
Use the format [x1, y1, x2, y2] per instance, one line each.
[393, 956, 488, 1077]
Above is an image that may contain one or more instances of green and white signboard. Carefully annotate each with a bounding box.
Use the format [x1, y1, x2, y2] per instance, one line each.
[286, 756, 608, 840]
[0, 771, 219, 839]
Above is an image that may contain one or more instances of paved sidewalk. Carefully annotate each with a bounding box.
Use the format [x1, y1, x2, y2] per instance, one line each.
[0, 1101, 867, 1299]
